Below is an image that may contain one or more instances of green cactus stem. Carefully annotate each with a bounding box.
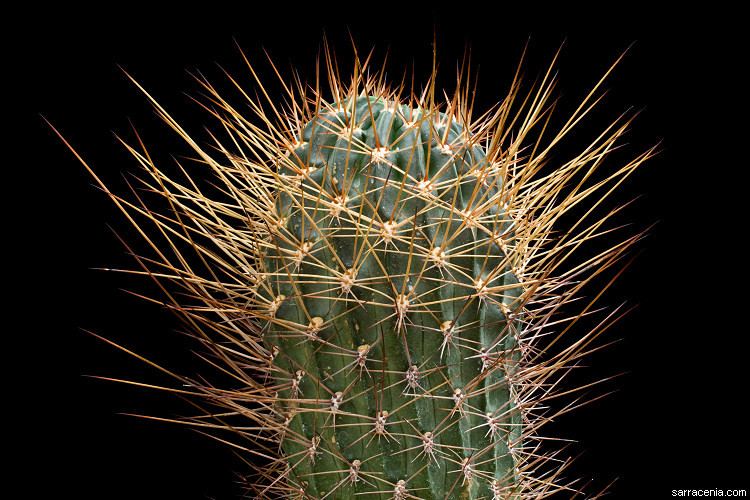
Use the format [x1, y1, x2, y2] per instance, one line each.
[262, 96, 523, 499]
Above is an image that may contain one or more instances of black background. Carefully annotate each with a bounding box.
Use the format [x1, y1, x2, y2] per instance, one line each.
[15, 3, 747, 499]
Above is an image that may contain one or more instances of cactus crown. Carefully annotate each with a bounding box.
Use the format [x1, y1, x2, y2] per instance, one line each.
[58, 43, 655, 499]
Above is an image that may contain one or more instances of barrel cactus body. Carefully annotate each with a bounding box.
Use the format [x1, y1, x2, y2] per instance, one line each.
[60, 44, 655, 500]
[263, 96, 523, 499]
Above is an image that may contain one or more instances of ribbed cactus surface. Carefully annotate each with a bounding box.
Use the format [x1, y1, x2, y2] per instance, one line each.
[262, 96, 524, 499]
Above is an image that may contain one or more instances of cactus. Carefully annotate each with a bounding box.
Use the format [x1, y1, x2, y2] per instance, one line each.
[266, 94, 524, 499]
[55, 42, 655, 499]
